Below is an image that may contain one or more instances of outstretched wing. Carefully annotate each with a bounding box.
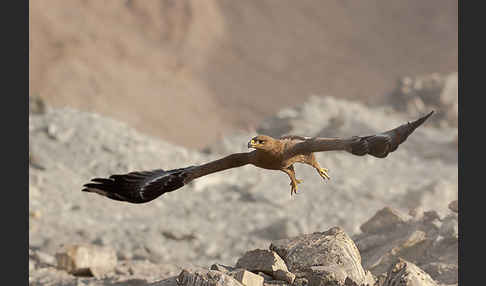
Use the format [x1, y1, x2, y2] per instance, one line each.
[82, 152, 254, 204]
[287, 111, 434, 158]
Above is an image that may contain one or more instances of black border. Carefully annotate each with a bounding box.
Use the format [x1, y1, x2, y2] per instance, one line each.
[4, 0, 28, 281]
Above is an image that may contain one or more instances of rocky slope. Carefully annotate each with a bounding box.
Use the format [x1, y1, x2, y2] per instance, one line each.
[29, 88, 457, 285]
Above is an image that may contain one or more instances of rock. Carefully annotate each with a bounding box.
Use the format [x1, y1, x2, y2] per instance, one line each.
[439, 215, 458, 240]
[307, 265, 347, 286]
[236, 249, 289, 275]
[272, 269, 295, 284]
[420, 263, 457, 285]
[360, 207, 407, 234]
[292, 278, 308, 286]
[33, 250, 56, 267]
[257, 272, 274, 281]
[177, 269, 244, 286]
[270, 227, 367, 285]
[234, 270, 264, 286]
[448, 200, 458, 213]
[211, 263, 236, 274]
[55, 244, 117, 278]
[382, 259, 438, 286]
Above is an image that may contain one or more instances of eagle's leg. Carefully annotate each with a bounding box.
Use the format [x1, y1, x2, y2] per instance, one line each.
[282, 165, 302, 195]
[305, 154, 331, 180]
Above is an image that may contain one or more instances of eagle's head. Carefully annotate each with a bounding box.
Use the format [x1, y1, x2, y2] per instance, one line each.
[248, 135, 275, 151]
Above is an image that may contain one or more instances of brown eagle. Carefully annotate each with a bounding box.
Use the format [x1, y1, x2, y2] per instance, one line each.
[82, 111, 433, 203]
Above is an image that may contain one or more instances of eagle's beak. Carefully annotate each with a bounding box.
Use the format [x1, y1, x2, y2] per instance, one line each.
[248, 140, 255, 149]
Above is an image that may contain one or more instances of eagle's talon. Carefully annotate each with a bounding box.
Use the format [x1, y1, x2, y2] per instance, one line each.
[318, 168, 331, 180]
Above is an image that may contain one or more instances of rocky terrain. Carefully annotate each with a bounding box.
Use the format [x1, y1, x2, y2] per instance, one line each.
[29, 73, 457, 285]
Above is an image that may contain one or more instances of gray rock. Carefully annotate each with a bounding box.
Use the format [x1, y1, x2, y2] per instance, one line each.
[55, 244, 117, 278]
[382, 259, 437, 286]
[234, 270, 264, 286]
[307, 265, 347, 286]
[177, 269, 244, 286]
[236, 249, 289, 275]
[33, 250, 56, 267]
[354, 206, 457, 285]
[420, 263, 457, 285]
[272, 269, 295, 284]
[439, 215, 458, 240]
[270, 227, 366, 285]
[211, 264, 236, 274]
[447, 200, 458, 213]
[257, 272, 274, 281]
[360, 207, 407, 234]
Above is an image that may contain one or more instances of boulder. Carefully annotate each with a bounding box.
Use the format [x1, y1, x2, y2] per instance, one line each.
[360, 207, 407, 234]
[236, 249, 289, 275]
[55, 244, 117, 278]
[234, 270, 264, 286]
[448, 200, 458, 213]
[382, 259, 437, 286]
[177, 269, 244, 286]
[270, 227, 367, 285]
[272, 269, 295, 284]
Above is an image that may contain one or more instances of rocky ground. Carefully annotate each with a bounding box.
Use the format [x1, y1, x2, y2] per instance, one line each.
[29, 73, 457, 285]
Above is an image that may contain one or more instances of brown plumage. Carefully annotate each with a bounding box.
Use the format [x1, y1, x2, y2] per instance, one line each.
[82, 111, 434, 203]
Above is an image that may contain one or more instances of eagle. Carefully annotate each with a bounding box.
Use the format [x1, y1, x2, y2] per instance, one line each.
[82, 111, 433, 203]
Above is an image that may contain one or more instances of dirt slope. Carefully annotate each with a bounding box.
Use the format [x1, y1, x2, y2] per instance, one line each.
[29, 0, 457, 148]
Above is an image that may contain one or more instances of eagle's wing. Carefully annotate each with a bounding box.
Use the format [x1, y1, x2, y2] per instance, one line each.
[287, 111, 434, 158]
[82, 152, 254, 204]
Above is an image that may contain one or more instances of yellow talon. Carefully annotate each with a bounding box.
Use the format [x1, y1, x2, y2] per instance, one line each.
[296, 179, 303, 184]
[319, 168, 331, 180]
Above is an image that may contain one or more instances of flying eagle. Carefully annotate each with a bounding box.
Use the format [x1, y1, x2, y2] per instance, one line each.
[82, 111, 434, 203]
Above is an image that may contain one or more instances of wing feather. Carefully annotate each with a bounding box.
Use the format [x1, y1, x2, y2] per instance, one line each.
[288, 111, 434, 158]
[82, 168, 194, 204]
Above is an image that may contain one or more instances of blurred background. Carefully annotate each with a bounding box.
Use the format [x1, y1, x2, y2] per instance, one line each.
[29, 0, 457, 149]
[29, 1, 458, 285]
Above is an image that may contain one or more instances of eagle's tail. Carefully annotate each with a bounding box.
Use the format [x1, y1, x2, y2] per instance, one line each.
[349, 111, 434, 158]
[82, 167, 194, 204]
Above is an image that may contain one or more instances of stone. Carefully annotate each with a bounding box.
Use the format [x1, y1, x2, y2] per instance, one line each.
[439, 215, 458, 240]
[55, 244, 117, 278]
[448, 200, 458, 213]
[272, 269, 295, 284]
[257, 272, 274, 281]
[236, 249, 288, 275]
[360, 207, 407, 234]
[420, 262, 457, 285]
[33, 250, 56, 267]
[270, 227, 367, 285]
[382, 259, 437, 286]
[177, 269, 244, 286]
[307, 265, 347, 286]
[210, 263, 236, 274]
[234, 270, 264, 286]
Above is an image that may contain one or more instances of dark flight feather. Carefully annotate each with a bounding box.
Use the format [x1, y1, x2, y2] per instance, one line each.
[349, 111, 434, 158]
[82, 167, 194, 204]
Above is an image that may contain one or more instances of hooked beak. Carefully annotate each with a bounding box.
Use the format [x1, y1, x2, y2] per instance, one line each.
[248, 139, 255, 149]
